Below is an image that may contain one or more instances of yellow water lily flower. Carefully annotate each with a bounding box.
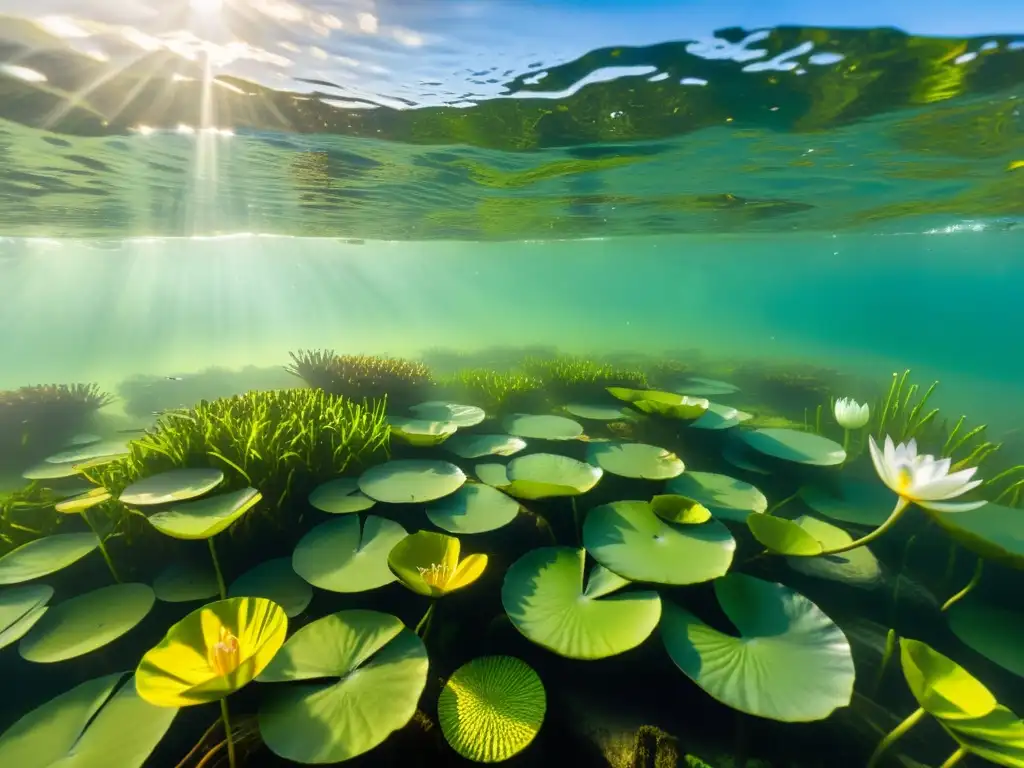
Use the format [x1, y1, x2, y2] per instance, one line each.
[135, 596, 287, 707]
[388, 531, 487, 598]
[869, 435, 985, 514]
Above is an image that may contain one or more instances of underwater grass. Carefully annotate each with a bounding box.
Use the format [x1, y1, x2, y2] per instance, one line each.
[438, 368, 545, 413]
[286, 348, 434, 405]
[0, 383, 113, 466]
[520, 355, 648, 397]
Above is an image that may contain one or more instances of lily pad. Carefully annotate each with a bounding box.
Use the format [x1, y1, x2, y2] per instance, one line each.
[0, 584, 53, 651]
[606, 387, 709, 420]
[119, 468, 224, 506]
[501, 546, 661, 659]
[426, 484, 521, 534]
[721, 435, 771, 475]
[690, 402, 752, 431]
[503, 414, 583, 441]
[583, 501, 735, 585]
[665, 471, 768, 523]
[785, 516, 882, 589]
[447, 433, 527, 459]
[292, 515, 407, 593]
[257, 609, 429, 764]
[661, 573, 855, 722]
[411, 401, 486, 427]
[44, 440, 130, 465]
[438, 655, 546, 763]
[650, 494, 712, 525]
[19, 583, 155, 663]
[389, 417, 458, 447]
[152, 561, 219, 603]
[747, 514, 824, 556]
[358, 459, 467, 504]
[0, 533, 99, 585]
[308, 478, 376, 515]
[229, 558, 313, 618]
[799, 478, 894, 527]
[585, 442, 685, 481]
[55, 487, 111, 514]
[64, 433, 103, 447]
[502, 453, 603, 500]
[0, 672, 177, 768]
[564, 403, 626, 421]
[947, 603, 1024, 679]
[741, 428, 846, 466]
[922, 502, 1024, 570]
[476, 463, 512, 488]
[21, 460, 83, 481]
[675, 377, 739, 396]
[147, 487, 261, 540]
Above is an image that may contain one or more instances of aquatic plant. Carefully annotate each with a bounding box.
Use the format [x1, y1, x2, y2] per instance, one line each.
[0, 383, 113, 466]
[0, 482, 65, 552]
[833, 396, 870, 454]
[286, 348, 433, 405]
[522, 355, 648, 397]
[440, 367, 545, 413]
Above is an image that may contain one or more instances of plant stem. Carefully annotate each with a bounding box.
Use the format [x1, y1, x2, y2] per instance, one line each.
[82, 510, 121, 583]
[765, 491, 799, 516]
[842, 428, 850, 455]
[938, 746, 968, 768]
[219, 698, 237, 768]
[867, 707, 926, 768]
[208, 537, 227, 600]
[941, 557, 984, 612]
[791, 498, 909, 558]
[415, 601, 435, 638]
[872, 628, 897, 696]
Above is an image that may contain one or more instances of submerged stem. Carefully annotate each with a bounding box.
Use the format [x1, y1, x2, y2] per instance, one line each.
[938, 746, 968, 768]
[872, 628, 898, 697]
[82, 510, 121, 583]
[765, 491, 799, 516]
[842, 428, 850, 455]
[867, 707, 926, 768]
[941, 557, 984, 612]
[219, 698, 237, 768]
[208, 537, 227, 600]
[415, 601, 436, 638]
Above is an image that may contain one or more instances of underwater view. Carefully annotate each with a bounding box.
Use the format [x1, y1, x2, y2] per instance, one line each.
[1, 1, 1023, 766]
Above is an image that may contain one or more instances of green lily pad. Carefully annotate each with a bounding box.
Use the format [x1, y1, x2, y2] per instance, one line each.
[257, 609, 428, 763]
[0, 533, 99, 585]
[55, 487, 111, 514]
[19, 583, 155, 663]
[389, 417, 458, 447]
[585, 442, 685, 481]
[475, 462, 512, 488]
[0, 672, 177, 768]
[501, 546, 661, 660]
[675, 377, 738, 396]
[785, 516, 882, 589]
[358, 459, 467, 504]
[606, 387, 709, 420]
[152, 561, 219, 603]
[583, 501, 735, 585]
[650, 494, 712, 524]
[426, 484, 520, 534]
[665, 471, 768, 523]
[741, 428, 846, 466]
[923, 503, 1024, 570]
[798, 478, 894, 527]
[229, 558, 313, 618]
[721, 435, 771, 475]
[447, 433, 527, 459]
[0, 584, 53, 651]
[747, 514, 824, 556]
[64, 433, 102, 447]
[308, 478, 376, 514]
[690, 402, 752, 431]
[438, 655, 546, 763]
[503, 414, 584, 441]
[564, 403, 627, 421]
[292, 515, 406, 593]
[119, 468, 224, 506]
[662, 573, 855, 722]
[411, 401, 486, 427]
[147, 487, 260, 540]
[502, 453, 603, 500]
[21, 460, 83, 481]
[947, 603, 1024, 679]
[44, 440, 130, 465]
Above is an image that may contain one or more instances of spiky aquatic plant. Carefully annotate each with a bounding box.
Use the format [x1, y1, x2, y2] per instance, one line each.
[440, 368, 545, 414]
[0, 482, 65, 553]
[286, 349, 434, 406]
[0, 383, 113, 465]
[521, 355, 648, 397]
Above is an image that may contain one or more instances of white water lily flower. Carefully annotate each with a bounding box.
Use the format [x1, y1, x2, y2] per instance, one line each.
[834, 397, 870, 429]
[868, 435, 985, 513]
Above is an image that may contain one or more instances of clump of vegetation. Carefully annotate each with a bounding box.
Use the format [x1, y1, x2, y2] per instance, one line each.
[631, 724, 681, 768]
[440, 368, 545, 413]
[522, 355, 648, 398]
[0, 482, 65, 553]
[83, 389, 391, 535]
[0, 383, 113, 466]
[286, 349, 434, 406]
[645, 358, 697, 389]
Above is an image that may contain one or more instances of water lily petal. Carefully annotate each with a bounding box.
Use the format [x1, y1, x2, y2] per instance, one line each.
[916, 498, 989, 514]
[869, 437, 895, 488]
[388, 531, 461, 597]
[449, 554, 488, 593]
[913, 474, 981, 502]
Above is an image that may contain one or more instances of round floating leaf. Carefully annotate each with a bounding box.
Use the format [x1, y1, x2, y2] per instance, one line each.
[152, 561, 219, 603]
[503, 414, 583, 441]
[585, 442, 684, 480]
[799, 478, 894, 527]
[21, 460, 82, 481]
[229, 558, 313, 618]
[564, 403, 626, 421]
[389, 416, 458, 447]
[606, 387, 709, 420]
[741, 428, 846, 466]
[0, 672, 177, 768]
[501, 546, 661, 659]
[947, 603, 1024, 679]
[292, 515, 406, 593]
[64, 433, 103, 447]
[923, 503, 1024, 570]
[475, 462, 512, 488]
[721, 439, 771, 475]
[502, 453, 603, 500]
[411, 401, 486, 427]
[147, 487, 261, 540]
[665, 471, 768, 523]
[427, 484, 521, 534]
[19, 583, 155, 663]
[747, 514, 824, 556]
[661, 573, 855, 722]
[257, 609, 428, 764]
[44, 440, 130, 465]
[690, 402, 752, 431]
[358, 459, 467, 504]
[119, 468, 224, 506]
[308, 478, 376, 515]
[447, 433, 527, 460]
[388, 530, 488, 597]
[0, 584, 53, 651]
[136, 596, 288, 706]
[0, 533, 99, 585]
[583, 501, 735, 585]
[55, 487, 111, 514]
[650, 494, 712, 525]
[785, 516, 882, 589]
[675, 377, 738, 396]
[439, 656, 546, 763]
